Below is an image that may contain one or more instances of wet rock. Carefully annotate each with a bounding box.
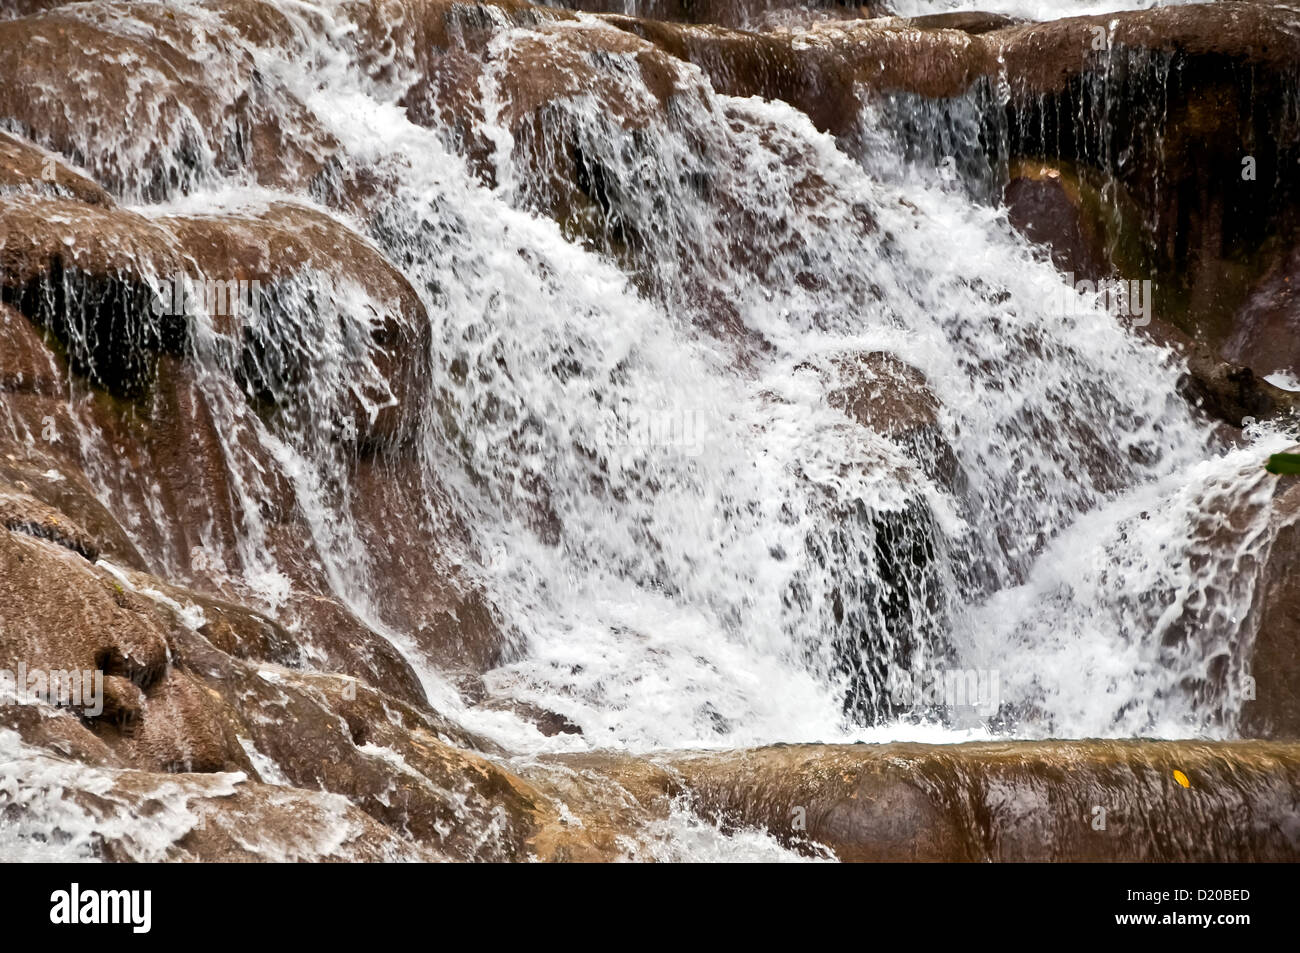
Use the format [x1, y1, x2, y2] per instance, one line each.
[0, 528, 260, 776]
[165, 625, 548, 859]
[0, 302, 65, 397]
[1178, 356, 1299, 430]
[0, 195, 183, 396]
[825, 352, 955, 478]
[0, 2, 339, 198]
[0, 702, 123, 768]
[94, 566, 304, 668]
[555, 740, 1300, 861]
[163, 201, 432, 448]
[0, 184, 483, 693]
[0, 130, 113, 206]
[1242, 469, 1300, 739]
[993, 4, 1300, 350]
[1139, 314, 1299, 429]
[0, 0, 74, 16]
[534, 0, 890, 30]
[991, 4, 1300, 95]
[29, 760, 441, 861]
[0, 513, 554, 859]
[518, 755, 680, 860]
[1003, 161, 1116, 283]
[477, 697, 583, 737]
[0, 455, 149, 572]
[0, 530, 171, 693]
[140, 773, 442, 861]
[345, 454, 509, 674]
[1223, 244, 1300, 378]
[610, 17, 993, 136]
[903, 11, 1022, 35]
[0, 216, 483, 705]
[274, 592, 431, 709]
[0, 485, 103, 561]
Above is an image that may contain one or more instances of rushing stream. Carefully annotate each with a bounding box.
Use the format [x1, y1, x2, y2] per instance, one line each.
[0, 0, 1296, 860]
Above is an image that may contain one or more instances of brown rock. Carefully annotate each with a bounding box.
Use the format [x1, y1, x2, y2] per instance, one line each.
[162, 202, 431, 448]
[0, 130, 113, 206]
[0, 455, 149, 572]
[1004, 161, 1114, 283]
[828, 351, 941, 444]
[0, 3, 339, 198]
[553, 740, 1300, 861]
[0, 302, 65, 397]
[824, 351, 963, 507]
[993, 4, 1300, 351]
[903, 11, 1022, 35]
[1224, 244, 1300, 378]
[476, 697, 583, 737]
[62, 764, 441, 861]
[0, 194, 183, 396]
[0, 484, 103, 561]
[0, 528, 259, 773]
[1242, 471, 1300, 739]
[166, 625, 547, 859]
[610, 17, 993, 135]
[0, 529, 170, 691]
[521, 0, 890, 30]
[1138, 314, 1299, 429]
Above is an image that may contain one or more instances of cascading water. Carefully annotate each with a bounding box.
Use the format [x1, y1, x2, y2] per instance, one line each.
[0, 0, 1296, 861]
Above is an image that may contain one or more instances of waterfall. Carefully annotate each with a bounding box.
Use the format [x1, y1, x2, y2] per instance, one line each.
[0, 0, 1296, 861]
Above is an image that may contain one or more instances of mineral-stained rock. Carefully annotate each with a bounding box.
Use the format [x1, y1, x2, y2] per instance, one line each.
[0, 454, 150, 572]
[0, 485, 104, 561]
[902, 11, 1022, 35]
[0, 528, 254, 772]
[828, 352, 935, 436]
[0, 522, 555, 859]
[0, 530, 171, 694]
[163, 201, 433, 448]
[0, 2, 339, 198]
[549, 740, 1300, 861]
[1138, 313, 1299, 429]
[1242, 470, 1300, 739]
[161, 626, 558, 860]
[130, 772, 444, 861]
[991, 4, 1300, 95]
[0, 130, 113, 206]
[0, 301, 65, 397]
[1224, 244, 1300, 378]
[0, 194, 183, 396]
[530, 0, 890, 31]
[608, 17, 994, 135]
[1, 752, 442, 861]
[1003, 161, 1117, 283]
[991, 4, 1300, 351]
[0, 187, 506, 698]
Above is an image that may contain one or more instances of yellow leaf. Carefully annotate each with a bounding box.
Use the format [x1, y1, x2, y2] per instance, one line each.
[1173, 770, 1190, 788]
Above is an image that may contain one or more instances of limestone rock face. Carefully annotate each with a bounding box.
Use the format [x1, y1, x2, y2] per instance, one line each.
[0, 131, 509, 706]
[991, 4, 1300, 362]
[0, 0, 1298, 863]
[0, 2, 337, 199]
[0, 130, 113, 206]
[545, 740, 1300, 861]
[1242, 471, 1300, 739]
[1224, 245, 1300, 379]
[0, 524, 556, 860]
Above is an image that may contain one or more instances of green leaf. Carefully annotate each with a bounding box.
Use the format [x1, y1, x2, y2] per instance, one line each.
[1266, 453, 1300, 475]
